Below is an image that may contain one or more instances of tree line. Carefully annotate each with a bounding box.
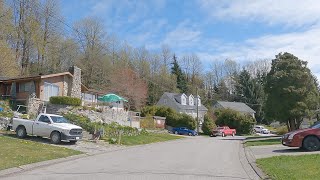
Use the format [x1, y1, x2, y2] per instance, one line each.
[0, 1, 319, 131]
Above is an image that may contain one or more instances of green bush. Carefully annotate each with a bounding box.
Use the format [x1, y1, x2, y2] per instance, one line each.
[50, 96, 81, 106]
[202, 115, 217, 135]
[276, 125, 288, 135]
[64, 113, 140, 138]
[215, 108, 255, 134]
[140, 116, 156, 129]
[140, 128, 149, 135]
[141, 106, 196, 130]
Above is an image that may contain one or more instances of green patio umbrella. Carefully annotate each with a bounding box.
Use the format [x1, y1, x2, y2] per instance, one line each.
[98, 93, 128, 103]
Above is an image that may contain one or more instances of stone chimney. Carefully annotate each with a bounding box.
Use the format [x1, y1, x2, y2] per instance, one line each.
[69, 66, 82, 99]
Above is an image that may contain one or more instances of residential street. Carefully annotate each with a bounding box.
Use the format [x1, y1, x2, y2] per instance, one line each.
[2, 136, 260, 180]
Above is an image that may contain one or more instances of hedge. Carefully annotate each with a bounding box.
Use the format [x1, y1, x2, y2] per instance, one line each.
[50, 96, 81, 106]
[215, 108, 255, 134]
[141, 106, 197, 130]
[140, 115, 156, 129]
[201, 115, 216, 135]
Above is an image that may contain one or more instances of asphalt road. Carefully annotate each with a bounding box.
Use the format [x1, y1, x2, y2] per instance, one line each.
[2, 136, 260, 180]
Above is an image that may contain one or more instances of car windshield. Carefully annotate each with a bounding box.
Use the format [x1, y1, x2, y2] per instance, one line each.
[310, 122, 320, 129]
[50, 116, 69, 123]
[217, 127, 224, 130]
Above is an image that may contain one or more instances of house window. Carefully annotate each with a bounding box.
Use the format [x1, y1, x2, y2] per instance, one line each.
[189, 96, 194, 106]
[19, 82, 32, 92]
[181, 95, 187, 105]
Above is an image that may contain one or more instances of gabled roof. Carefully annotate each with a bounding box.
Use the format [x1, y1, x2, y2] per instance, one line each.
[216, 101, 256, 114]
[163, 92, 208, 111]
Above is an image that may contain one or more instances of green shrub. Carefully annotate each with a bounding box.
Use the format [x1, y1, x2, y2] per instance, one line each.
[50, 96, 81, 106]
[276, 125, 288, 135]
[140, 129, 149, 135]
[178, 113, 197, 130]
[202, 115, 217, 135]
[64, 113, 140, 139]
[108, 137, 117, 144]
[140, 116, 156, 129]
[141, 105, 196, 130]
[215, 108, 255, 134]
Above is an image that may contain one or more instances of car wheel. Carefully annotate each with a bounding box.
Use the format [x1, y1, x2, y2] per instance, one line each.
[16, 126, 27, 138]
[188, 132, 192, 136]
[50, 131, 61, 144]
[303, 136, 320, 151]
[222, 132, 225, 137]
[175, 131, 178, 135]
[232, 132, 235, 137]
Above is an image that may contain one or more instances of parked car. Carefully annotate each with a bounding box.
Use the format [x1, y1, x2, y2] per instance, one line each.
[282, 122, 320, 151]
[211, 126, 236, 137]
[261, 128, 270, 134]
[172, 127, 197, 136]
[254, 125, 264, 133]
[12, 113, 83, 144]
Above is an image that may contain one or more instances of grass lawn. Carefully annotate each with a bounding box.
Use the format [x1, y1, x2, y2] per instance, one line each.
[0, 136, 82, 170]
[119, 133, 184, 146]
[245, 138, 281, 146]
[257, 154, 320, 180]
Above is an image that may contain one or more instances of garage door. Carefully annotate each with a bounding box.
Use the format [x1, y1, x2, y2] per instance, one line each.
[44, 82, 59, 101]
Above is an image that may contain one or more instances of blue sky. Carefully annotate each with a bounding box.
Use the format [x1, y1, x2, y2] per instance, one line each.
[61, 0, 320, 78]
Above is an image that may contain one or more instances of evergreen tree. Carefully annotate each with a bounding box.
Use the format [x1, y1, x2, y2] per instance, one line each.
[171, 54, 188, 93]
[235, 69, 265, 123]
[265, 52, 319, 131]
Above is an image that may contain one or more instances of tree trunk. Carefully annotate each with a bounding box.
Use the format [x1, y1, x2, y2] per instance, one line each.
[288, 118, 299, 131]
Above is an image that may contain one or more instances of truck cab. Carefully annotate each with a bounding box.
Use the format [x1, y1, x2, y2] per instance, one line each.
[12, 113, 82, 144]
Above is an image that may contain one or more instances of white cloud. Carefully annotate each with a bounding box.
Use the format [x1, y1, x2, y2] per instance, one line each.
[161, 21, 202, 49]
[198, 0, 320, 27]
[200, 26, 320, 77]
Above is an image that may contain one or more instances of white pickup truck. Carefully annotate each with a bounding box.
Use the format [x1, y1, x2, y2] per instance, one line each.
[12, 113, 82, 144]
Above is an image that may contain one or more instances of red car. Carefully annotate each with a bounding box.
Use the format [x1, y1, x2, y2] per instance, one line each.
[211, 126, 236, 137]
[282, 123, 320, 151]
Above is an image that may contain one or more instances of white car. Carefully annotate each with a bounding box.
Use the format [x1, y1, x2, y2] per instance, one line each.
[261, 128, 270, 134]
[254, 125, 265, 133]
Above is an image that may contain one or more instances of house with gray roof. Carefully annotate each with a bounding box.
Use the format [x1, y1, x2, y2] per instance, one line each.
[213, 101, 256, 118]
[156, 92, 208, 124]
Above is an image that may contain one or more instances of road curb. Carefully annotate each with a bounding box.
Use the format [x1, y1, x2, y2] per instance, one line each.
[0, 154, 88, 178]
[243, 143, 270, 180]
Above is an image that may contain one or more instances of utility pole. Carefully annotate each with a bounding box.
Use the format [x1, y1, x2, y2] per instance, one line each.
[196, 87, 199, 133]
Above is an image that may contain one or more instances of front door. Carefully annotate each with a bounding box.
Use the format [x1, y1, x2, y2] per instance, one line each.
[44, 82, 59, 101]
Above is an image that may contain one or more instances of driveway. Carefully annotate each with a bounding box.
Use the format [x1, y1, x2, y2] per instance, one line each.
[2, 136, 260, 180]
[249, 144, 320, 159]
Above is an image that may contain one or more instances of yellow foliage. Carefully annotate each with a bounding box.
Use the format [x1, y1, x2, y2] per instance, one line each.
[0, 40, 19, 77]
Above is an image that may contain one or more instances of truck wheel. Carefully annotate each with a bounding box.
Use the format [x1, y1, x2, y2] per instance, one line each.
[16, 126, 27, 138]
[50, 131, 61, 144]
[303, 136, 320, 151]
[222, 132, 225, 137]
[175, 131, 178, 135]
[232, 132, 235, 137]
